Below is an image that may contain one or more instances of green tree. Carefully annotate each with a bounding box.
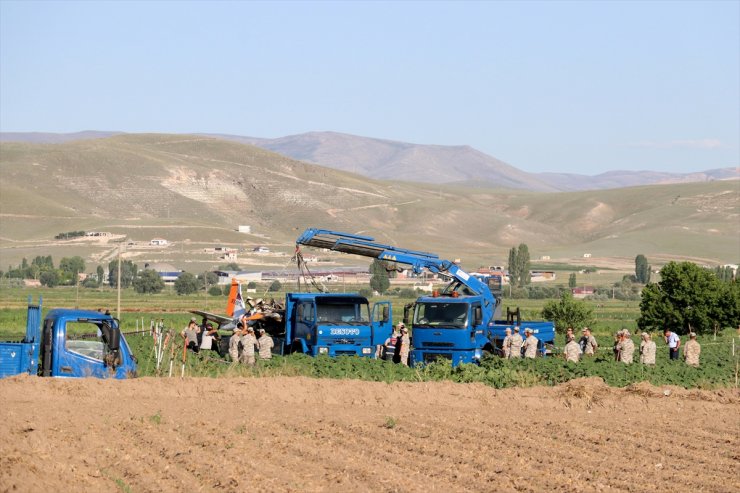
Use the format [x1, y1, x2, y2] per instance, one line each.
[638, 261, 734, 334]
[197, 271, 219, 292]
[39, 270, 61, 287]
[516, 243, 531, 287]
[635, 254, 651, 284]
[108, 260, 137, 288]
[247, 281, 257, 289]
[541, 291, 594, 332]
[268, 280, 282, 292]
[174, 272, 198, 295]
[507, 247, 519, 288]
[96, 265, 104, 287]
[568, 273, 577, 288]
[82, 276, 100, 288]
[60, 256, 85, 285]
[133, 269, 165, 294]
[369, 259, 390, 294]
[208, 286, 223, 296]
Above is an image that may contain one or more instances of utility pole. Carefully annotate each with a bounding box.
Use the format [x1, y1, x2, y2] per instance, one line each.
[117, 243, 122, 319]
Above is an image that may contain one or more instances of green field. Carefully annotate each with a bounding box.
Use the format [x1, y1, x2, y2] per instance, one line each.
[1, 286, 736, 389]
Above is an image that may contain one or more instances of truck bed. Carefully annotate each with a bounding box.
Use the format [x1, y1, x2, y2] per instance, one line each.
[0, 341, 36, 378]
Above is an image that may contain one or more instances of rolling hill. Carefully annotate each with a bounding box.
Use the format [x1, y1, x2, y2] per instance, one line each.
[0, 134, 737, 273]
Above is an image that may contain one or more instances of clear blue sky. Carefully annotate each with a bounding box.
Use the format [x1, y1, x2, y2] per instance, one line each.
[1, 0, 738, 174]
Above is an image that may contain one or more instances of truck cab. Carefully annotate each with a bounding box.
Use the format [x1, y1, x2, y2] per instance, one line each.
[40, 309, 137, 379]
[409, 295, 488, 366]
[0, 299, 137, 379]
[285, 293, 392, 357]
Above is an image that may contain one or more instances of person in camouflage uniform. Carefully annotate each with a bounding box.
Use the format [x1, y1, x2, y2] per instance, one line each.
[683, 332, 701, 367]
[617, 330, 635, 364]
[523, 328, 539, 359]
[509, 327, 524, 358]
[240, 326, 258, 366]
[613, 330, 623, 361]
[501, 328, 512, 358]
[564, 334, 582, 363]
[398, 325, 411, 366]
[581, 327, 598, 356]
[258, 328, 274, 360]
[229, 323, 244, 363]
[639, 332, 656, 365]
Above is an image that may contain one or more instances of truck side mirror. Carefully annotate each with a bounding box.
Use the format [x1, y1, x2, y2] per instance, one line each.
[473, 307, 482, 326]
[403, 303, 414, 325]
[382, 306, 389, 323]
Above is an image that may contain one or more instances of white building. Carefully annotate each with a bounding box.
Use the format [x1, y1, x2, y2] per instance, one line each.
[150, 238, 168, 246]
[238, 225, 251, 234]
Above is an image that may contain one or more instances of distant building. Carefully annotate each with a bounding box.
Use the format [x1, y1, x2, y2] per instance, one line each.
[85, 231, 111, 237]
[582, 253, 592, 258]
[253, 246, 270, 254]
[530, 270, 557, 282]
[540, 255, 550, 261]
[572, 286, 595, 298]
[144, 263, 182, 284]
[150, 238, 168, 246]
[238, 225, 252, 234]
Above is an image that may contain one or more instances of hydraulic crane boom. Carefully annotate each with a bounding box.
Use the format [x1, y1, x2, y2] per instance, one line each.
[296, 229, 497, 322]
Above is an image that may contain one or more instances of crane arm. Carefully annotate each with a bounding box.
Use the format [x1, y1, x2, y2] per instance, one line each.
[296, 229, 497, 318]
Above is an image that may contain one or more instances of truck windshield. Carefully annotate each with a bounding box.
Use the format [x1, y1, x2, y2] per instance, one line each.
[316, 302, 370, 325]
[414, 302, 469, 328]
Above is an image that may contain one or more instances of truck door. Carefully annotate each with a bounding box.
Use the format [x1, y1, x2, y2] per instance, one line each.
[56, 319, 112, 378]
[291, 301, 316, 353]
[371, 302, 392, 348]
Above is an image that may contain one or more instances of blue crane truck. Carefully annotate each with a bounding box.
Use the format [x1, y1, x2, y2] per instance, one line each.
[0, 297, 138, 379]
[296, 229, 555, 366]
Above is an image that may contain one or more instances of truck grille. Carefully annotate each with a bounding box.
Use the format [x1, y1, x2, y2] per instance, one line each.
[335, 350, 358, 356]
[423, 353, 452, 363]
[421, 341, 454, 348]
[331, 339, 356, 345]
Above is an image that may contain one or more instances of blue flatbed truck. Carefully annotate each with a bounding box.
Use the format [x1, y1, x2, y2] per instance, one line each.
[296, 229, 555, 366]
[0, 297, 138, 379]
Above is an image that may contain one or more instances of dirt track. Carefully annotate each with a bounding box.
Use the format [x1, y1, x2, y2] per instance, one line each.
[1, 376, 738, 493]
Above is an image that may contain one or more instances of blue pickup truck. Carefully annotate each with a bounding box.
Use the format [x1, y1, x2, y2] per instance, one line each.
[0, 297, 138, 379]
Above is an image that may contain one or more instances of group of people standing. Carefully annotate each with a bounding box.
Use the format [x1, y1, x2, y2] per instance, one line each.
[558, 326, 701, 366]
[501, 327, 541, 359]
[379, 323, 411, 365]
[227, 301, 276, 365]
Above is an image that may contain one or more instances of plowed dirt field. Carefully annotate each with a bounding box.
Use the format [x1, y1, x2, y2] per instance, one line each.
[1, 376, 738, 493]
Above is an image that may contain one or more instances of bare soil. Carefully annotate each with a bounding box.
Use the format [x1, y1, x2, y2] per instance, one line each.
[1, 376, 738, 493]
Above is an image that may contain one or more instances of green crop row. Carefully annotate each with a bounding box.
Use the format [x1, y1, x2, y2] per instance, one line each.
[124, 329, 738, 389]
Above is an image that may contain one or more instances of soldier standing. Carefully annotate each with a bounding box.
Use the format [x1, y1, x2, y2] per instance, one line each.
[564, 334, 582, 363]
[240, 327, 258, 366]
[523, 328, 539, 359]
[639, 332, 656, 365]
[617, 330, 635, 364]
[229, 323, 243, 362]
[613, 330, 623, 361]
[398, 325, 411, 366]
[258, 328, 274, 360]
[581, 327, 598, 356]
[501, 328, 512, 358]
[509, 327, 524, 359]
[383, 324, 402, 362]
[683, 332, 701, 367]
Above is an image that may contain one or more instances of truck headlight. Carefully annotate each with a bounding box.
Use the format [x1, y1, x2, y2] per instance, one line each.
[473, 349, 482, 360]
[362, 347, 372, 354]
[318, 347, 329, 354]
